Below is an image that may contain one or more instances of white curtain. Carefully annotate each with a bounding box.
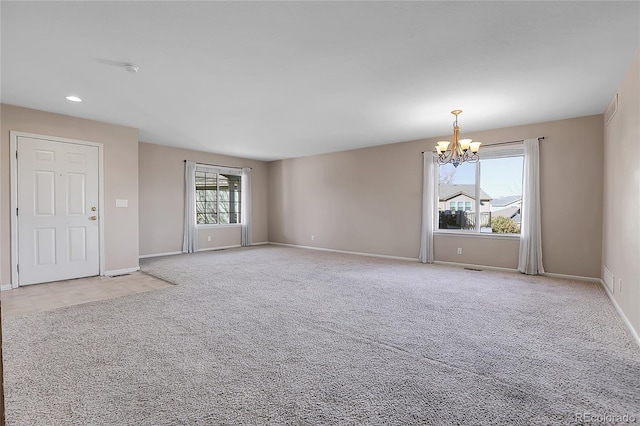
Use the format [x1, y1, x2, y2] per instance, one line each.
[518, 138, 544, 274]
[182, 161, 198, 253]
[419, 152, 438, 263]
[241, 167, 252, 247]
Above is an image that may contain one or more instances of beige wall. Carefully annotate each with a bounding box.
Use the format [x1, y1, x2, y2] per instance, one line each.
[138, 142, 268, 256]
[434, 234, 519, 268]
[269, 114, 604, 278]
[602, 51, 639, 336]
[268, 142, 423, 259]
[0, 104, 140, 284]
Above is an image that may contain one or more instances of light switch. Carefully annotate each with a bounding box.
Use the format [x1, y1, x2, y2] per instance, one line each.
[115, 199, 128, 208]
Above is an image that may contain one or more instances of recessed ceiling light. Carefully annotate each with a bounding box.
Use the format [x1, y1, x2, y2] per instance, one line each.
[65, 95, 82, 102]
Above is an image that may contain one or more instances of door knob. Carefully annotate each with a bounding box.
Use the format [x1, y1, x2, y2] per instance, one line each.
[90, 216, 97, 221]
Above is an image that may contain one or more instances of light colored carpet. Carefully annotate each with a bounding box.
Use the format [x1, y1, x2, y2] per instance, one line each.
[2, 245, 639, 425]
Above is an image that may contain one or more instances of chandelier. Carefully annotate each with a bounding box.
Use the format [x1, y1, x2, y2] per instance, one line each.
[435, 110, 481, 168]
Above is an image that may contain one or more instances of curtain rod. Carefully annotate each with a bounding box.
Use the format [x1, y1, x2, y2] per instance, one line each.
[184, 160, 252, 169]
[421, 137, 545, 153]
[488, 136, 545, 147]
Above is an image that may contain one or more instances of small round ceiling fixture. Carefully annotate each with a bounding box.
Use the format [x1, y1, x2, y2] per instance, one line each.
[65, 95, 82, 102]
[123, 63, 140, 73]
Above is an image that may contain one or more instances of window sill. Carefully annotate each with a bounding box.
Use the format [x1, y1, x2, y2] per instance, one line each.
[433, 230, 520, 240]
[197, 224, 243, 229]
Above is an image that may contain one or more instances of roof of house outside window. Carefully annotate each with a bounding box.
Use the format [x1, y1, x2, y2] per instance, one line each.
[439, 184, 492, 202]
[493, 206, 521, 220]
[491, 195, 522, 208]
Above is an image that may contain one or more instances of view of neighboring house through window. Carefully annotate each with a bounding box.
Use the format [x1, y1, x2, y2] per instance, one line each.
[437, 146, 524, 234]
[195, 169, 241, 225]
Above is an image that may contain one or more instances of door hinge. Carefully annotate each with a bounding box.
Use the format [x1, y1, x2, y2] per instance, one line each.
[16, 264, 19, 273]
[15, 151, 18, 159]
[16, 207, 18, 216]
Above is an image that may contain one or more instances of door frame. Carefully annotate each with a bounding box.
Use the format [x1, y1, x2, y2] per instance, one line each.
[10, 131, 105, 288]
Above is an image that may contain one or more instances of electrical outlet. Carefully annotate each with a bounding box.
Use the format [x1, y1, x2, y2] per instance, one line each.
[311, 235, 315, 241]
[207, 236, 212, 242]
[457, 248, 462, 255]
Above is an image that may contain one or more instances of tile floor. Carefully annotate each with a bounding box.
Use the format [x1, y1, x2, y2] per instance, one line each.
[1, 272, 173, 318]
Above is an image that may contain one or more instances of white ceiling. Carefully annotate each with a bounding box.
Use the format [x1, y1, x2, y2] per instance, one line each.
[2, 1, 638, 161]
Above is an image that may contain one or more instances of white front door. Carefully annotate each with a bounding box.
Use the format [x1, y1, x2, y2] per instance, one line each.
[17, 136, 100, 285]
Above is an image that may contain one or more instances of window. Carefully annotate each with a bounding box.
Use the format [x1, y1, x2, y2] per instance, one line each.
[195, 167, 242, 225]
[438, 161, 476, 230]
[437, 146, 524, 234]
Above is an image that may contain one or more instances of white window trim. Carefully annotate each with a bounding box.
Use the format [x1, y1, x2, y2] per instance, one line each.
[195, 164, 242, 176]
[433, 230, 521, 240]
[479, 144, 524, 159]
[437, 143, 524, 236]
[197, 223, 242, 229]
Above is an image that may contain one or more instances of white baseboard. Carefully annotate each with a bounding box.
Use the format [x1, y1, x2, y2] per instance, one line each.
[433, 260, 518, 273]
[198, 244, 241, 252]
[139, 251, 183, 259]
[542, 272, 601, 283]
[598, 279, 640, 348]
[431, 263, 604, 281]
[139, 243, 268, 260]
[139, 248, 239, 258]
[1, 284, 13, 292]
[104, 267, 140, 276]
[268, 242, 418, 263]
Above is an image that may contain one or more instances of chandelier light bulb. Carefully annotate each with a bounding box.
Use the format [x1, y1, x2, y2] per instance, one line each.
[436, 141, 450, 154]
[459, 139, 472, 151]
